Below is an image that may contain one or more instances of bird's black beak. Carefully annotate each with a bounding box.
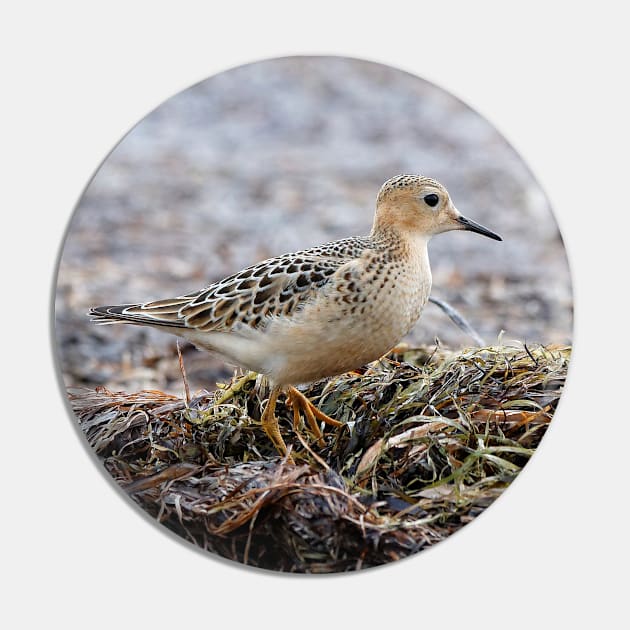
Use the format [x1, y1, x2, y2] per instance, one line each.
[456, 215, 502, 241]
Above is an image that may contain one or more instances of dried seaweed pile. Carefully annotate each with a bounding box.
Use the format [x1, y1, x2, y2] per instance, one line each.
[69, 343, 569, 573]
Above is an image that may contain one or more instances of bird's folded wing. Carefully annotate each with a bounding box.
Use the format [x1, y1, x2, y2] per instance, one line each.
[117, 247, 356, 332]
[90, 237, 373, 331]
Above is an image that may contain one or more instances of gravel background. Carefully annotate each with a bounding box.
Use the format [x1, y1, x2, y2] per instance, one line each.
[54, 56, 573, 394]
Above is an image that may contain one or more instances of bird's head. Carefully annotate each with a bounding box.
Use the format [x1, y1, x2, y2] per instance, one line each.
[373, 174, 502, 242]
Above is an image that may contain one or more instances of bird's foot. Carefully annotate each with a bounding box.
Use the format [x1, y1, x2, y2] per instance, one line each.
[260, 386, 296, 463]
[285, 386, 342, 447]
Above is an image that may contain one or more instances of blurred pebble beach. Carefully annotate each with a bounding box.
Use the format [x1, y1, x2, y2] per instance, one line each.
[54, 56, 572, 394]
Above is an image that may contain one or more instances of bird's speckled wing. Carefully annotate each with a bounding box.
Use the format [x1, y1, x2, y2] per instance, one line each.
[90, 236, 373, 332]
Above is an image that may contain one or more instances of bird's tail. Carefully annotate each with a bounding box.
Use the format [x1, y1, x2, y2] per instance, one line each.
[89, 299, 189, 329]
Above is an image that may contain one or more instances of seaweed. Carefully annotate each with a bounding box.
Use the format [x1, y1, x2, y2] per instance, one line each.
[69, 342, 569, 573]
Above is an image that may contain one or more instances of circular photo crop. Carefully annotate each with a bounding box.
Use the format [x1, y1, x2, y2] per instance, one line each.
[54, 56, 572, 573]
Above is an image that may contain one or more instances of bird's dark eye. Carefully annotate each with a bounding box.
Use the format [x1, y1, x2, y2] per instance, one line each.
[424, 194, 439, 207]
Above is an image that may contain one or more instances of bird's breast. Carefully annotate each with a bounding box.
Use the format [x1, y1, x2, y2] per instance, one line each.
[259, 249, 432, 385]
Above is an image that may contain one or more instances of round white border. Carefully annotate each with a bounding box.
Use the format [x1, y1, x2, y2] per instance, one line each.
[3, 2, 627, 628]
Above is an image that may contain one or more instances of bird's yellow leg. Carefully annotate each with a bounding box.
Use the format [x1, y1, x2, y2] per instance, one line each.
[214, 371, 258, 405]
[261, 386, 293, 461]
[286, 386, 343, 444]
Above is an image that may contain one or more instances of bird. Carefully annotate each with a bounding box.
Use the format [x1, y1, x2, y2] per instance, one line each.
[90, 174, 502, 458]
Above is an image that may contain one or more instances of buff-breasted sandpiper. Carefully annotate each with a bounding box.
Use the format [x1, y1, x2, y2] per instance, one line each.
[90, 174, 502, 457]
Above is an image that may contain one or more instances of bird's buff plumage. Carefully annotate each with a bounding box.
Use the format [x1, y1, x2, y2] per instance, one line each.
[90, 174, 502, 457]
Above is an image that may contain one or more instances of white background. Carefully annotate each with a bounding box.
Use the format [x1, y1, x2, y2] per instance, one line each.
[2, 2, 628, 628]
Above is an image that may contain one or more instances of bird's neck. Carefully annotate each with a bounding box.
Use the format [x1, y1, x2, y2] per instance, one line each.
[370, 225, 430, 262]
